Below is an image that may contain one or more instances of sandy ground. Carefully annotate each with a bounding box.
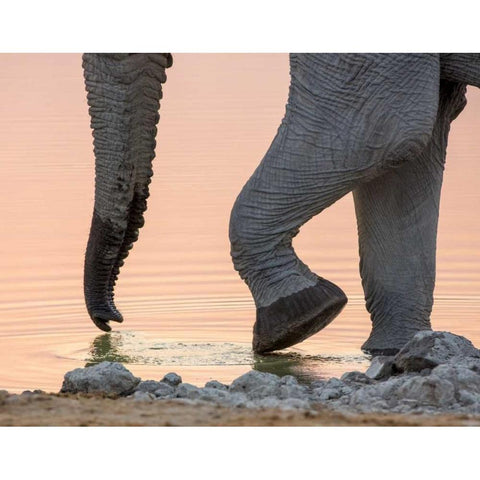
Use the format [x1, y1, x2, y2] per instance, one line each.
[1, 392, 480, 426]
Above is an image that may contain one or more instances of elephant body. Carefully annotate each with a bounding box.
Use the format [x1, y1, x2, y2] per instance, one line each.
[82, 53, 480, 355]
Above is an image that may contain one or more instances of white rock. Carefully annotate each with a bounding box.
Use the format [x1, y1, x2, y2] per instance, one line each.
[223, 392, 249, 408]
[394, 331, 480, 373]
[162, 372, 182, 387]
[199, 387, 230, 402]
[365, 356, 395, 380]
[153, 383, 175, 398]
[60, 362, 140, 395]
[396, 376, 456, 408]
[136, 380, 164, 393]
[277, 383, 309, 400]
[130, 391, 155, 402]
[175, 383, 201, 399]
[204, 380, 228, 391]
[229, 370, 281, 399]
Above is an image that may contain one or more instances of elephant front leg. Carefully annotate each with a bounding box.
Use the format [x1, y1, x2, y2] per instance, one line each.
[229, 122, 349, 354]
[354, 80, 467, 355]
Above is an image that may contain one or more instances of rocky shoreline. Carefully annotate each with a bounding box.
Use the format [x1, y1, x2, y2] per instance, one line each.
[3, 330, 480, 425]
[52, 330, 480, 417]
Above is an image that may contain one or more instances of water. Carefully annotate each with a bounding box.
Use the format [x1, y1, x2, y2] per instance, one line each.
[0, 53, 479, 393]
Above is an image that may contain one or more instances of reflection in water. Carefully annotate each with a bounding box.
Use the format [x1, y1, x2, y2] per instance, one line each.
[83, 331, 370, 384]
[85, 333, 140, 367]
[83, 331, 253, 367]
[254, 351, 370, 384]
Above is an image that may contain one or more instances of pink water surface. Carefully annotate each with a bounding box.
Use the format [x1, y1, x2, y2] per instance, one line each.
[0, 54, 479, 392]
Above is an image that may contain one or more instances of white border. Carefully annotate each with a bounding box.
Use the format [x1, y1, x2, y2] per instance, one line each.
[1, 1, 479, 52]
[0, 427, 478, 478]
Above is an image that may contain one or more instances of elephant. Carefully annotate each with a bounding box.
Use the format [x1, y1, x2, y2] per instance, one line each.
[82, 53, 480, 356]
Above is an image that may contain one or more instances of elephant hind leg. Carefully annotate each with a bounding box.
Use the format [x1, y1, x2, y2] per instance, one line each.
[353, 160, 441, 355]
[355, 80, 467, 355]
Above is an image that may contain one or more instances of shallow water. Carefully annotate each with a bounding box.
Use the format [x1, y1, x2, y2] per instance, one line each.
[0, 54, 479, 393]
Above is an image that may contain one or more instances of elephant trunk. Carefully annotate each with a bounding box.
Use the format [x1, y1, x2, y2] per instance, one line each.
[83, 53, 172, 331]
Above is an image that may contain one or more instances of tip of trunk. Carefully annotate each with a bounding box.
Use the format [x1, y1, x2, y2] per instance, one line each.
[89, 305, 124, 332]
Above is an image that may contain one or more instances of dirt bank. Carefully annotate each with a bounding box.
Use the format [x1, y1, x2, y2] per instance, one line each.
[1, 392, 479, 426]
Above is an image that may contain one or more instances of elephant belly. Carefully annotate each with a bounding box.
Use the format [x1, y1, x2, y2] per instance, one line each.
[287, 53, 440, 171]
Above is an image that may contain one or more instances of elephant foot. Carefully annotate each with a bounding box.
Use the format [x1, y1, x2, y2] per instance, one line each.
[361, 324, 432, 356]
[252, 278, 347, 354]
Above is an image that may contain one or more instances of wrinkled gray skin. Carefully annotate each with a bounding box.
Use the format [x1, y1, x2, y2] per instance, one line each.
[83, 53, 172, 332]
[83, 53, 480, 355]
